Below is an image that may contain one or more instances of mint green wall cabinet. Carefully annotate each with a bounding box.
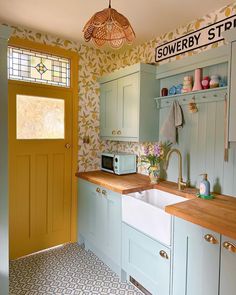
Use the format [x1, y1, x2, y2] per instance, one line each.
[122, 223, 170, 295]
[220, 236, 236, 295]
[172, 218, 220, 295]
[78, 179, 122, 276]
[99, 63, 159, 142]
[100, 80, 118, 138]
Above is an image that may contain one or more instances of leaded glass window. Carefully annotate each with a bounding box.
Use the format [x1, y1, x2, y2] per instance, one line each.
[8, 46, 70, 87]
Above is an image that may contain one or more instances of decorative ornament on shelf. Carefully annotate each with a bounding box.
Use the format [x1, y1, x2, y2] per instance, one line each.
[210, 75, 220, 88]
[192, 68, 203, 91]
[140, 142, 172, 184]
[182, 76, 193, 93]
[83, 0, 136, 49]
[201, 76, 210, 89]
[188, 97, 198, 113]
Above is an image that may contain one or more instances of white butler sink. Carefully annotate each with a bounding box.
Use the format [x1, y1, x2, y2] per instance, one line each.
[122, 189, 187, 246]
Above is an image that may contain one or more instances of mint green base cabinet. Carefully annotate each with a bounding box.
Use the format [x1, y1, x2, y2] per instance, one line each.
[220, 236, 236, 295]
[122, 223, 171, 295]
[99, 63, 159, 142]
[78, 179, 122, 276]
[172, 217, 220, 295]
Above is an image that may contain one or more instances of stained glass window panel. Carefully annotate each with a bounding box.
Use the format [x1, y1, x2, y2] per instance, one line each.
[8, 47, 70, 87]
[17, 95, 65, 139]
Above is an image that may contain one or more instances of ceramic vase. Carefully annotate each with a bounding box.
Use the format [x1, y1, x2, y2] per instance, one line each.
[149, 166, 160, 184]
[192, 68, 203, 91]
[210, 75, 220, 88]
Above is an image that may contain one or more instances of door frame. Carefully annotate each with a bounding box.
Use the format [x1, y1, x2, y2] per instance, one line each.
[8, 36, 79, 242]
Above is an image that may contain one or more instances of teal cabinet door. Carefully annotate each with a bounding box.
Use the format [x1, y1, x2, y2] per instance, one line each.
[220, 236, 236, 295]
[117, 73, 139, 139]
[100, 80, 118, 138]
[122, 223, 170, 295]
[78, 179, 122, 275]
[99, 63, 159, 142]
[106, 190, 122, 265]
[78, 179, 96, 240]
[172, 218, 221, 295]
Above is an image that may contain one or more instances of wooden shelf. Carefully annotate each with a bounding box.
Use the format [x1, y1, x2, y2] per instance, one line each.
[154, 86, 228, 109]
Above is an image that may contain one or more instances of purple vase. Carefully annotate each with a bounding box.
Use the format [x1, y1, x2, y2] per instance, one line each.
[192, 68, 203, 91]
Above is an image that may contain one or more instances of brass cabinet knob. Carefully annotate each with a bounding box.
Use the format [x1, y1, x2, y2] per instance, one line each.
[204, 234, 218, 244]
[223, 241, 236, 253]
[112, 130, 116, 135]
[65, 143, 71, 149]
[117, 130, 121, 135]
[159, 250, 169, 259]
[96, 187, 101, 193]
[102, 190, 107, 196]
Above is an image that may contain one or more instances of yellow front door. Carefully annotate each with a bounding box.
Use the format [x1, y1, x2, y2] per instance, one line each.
[9, 81, 73, 259]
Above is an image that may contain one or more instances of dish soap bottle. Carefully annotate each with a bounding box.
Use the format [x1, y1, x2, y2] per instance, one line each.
[199, 174, 213, 199]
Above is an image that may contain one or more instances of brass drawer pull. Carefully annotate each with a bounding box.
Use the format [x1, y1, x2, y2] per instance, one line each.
[117, 130, 121, 135]
[112, 130, 116, 135]
[223, 241, 236, 253]
[204, 234, 218, 244]
[159, 250, 169, 259]
[102, 190, 107, 196]
[96, 187, 101, 193]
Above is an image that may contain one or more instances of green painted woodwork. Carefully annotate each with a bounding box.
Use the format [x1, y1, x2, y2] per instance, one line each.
[223, 28, 236, 142]
[173, 217, 236, 295]
[99, 63, 159, 142]
[172, 217, 221, 295]
[220, 236, 236, 295]
[122, 223, 171, 295]
[154, 44, 236, 197]
[0, 25, 12, 295]
[78, 179, 122, 276]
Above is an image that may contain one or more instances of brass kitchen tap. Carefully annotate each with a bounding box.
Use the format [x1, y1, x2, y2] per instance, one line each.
[165, 148, 187, 191]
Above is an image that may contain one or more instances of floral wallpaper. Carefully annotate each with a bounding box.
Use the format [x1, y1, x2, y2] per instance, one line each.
[4, 1, 236, 174]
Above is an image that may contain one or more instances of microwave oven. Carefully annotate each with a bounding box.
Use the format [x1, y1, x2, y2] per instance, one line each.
[101, 152, 137, 175]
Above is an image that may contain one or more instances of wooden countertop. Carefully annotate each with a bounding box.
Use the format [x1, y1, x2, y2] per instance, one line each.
[165, 194, 236, 240]
[76, 171, 154, 194]
[76, 170, 236, 240]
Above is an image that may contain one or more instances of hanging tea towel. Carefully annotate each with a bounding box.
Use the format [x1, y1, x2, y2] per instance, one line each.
[160, 100, 183, 144]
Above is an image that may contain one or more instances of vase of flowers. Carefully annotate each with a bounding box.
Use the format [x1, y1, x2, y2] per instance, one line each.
[141, 142, 171, 184]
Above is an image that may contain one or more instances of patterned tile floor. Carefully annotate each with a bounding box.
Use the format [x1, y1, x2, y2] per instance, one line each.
[10, 243, 143, 295]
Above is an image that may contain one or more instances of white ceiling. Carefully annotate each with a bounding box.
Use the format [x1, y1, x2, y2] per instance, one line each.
[0, 0, 233, 47]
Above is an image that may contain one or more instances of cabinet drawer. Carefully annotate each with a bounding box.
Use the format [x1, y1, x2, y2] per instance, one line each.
[122, 223, 170, 295]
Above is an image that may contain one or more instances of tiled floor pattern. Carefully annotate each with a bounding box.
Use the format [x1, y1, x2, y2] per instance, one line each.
[10, 243, 143, 295]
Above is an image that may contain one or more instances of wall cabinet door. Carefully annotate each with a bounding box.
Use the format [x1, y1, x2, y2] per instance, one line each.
[173, 218, 221, 295]
[220, 236, 236, 295]
[229, 41, 236, 141]
[122, 223, 170, 295]
[100, 80, 118, 137]
[117, 73, 139, 139]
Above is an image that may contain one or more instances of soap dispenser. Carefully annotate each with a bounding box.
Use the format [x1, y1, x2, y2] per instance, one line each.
[199, 174, 213, 199]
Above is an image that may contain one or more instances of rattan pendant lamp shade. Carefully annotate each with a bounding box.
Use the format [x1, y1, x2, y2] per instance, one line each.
[83, 0, 136, 49]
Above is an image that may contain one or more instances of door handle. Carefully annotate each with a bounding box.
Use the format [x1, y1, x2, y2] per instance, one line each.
[65, 143, 71, 149]
[204, 234, 218, 244]
[159, 250, 169, 259]
[96, 187, 101, 193]
[223, 241, 236, 253]
[102, 190, 107, 196]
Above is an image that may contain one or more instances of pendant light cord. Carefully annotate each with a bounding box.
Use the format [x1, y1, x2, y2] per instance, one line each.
[109, 0, 111, 8]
